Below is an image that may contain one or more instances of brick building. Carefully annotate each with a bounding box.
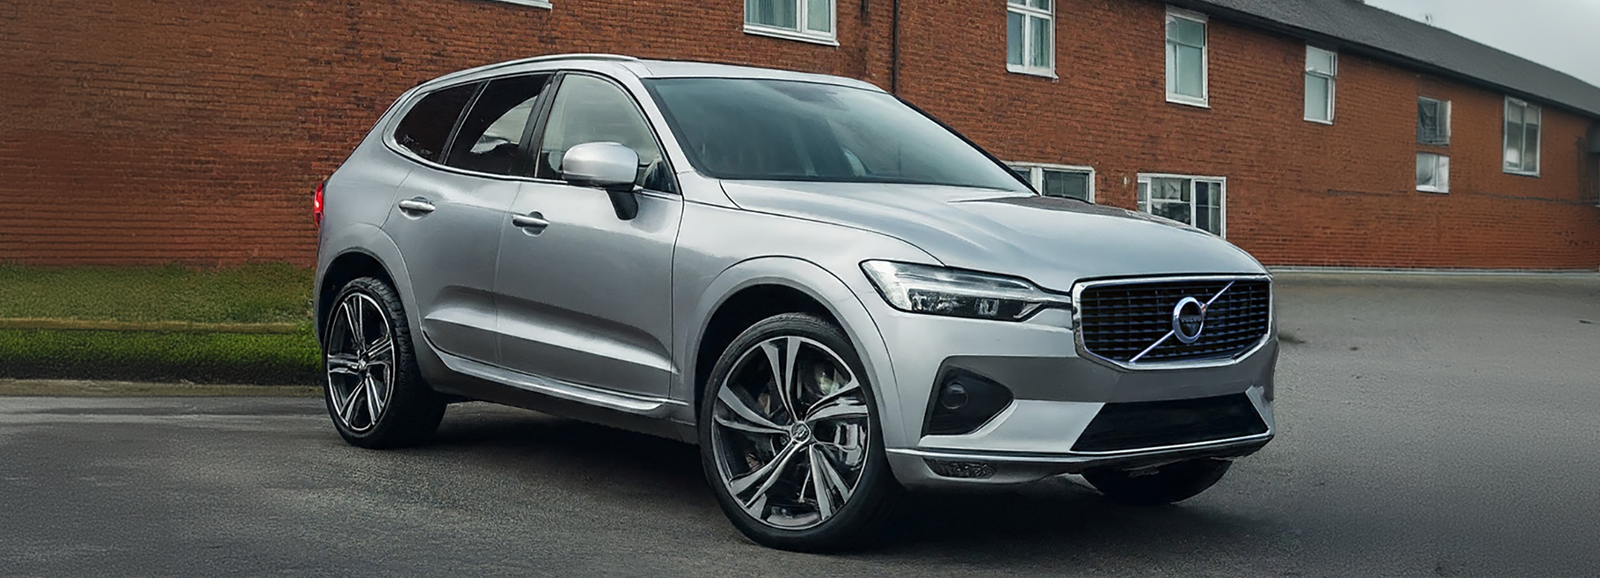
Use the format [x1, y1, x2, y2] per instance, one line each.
[3, 0, 1598, 269]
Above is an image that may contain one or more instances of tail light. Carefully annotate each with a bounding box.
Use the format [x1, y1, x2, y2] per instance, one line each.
[313, 181, 325, 226]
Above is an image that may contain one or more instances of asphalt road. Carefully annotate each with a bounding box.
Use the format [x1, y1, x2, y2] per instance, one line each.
[3, 273, 1598, 577]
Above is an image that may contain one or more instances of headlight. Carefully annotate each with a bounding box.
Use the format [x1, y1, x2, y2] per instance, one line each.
[860, 261, 1070, 321]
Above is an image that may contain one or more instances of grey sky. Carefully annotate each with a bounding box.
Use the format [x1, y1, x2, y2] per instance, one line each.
[1365, 0, 1600, 88]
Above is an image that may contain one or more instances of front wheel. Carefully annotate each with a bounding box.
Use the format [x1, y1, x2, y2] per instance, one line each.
[1083, 458, 1232, 506]
[699, 313, 903, 552]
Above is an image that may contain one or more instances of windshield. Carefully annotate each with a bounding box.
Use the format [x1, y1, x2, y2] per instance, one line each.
[645, 78, 1029, 192]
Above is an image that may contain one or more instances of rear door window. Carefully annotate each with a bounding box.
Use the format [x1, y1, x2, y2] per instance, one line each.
[444, 74, 553, 176]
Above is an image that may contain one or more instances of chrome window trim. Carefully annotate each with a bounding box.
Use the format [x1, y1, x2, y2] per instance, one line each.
[1071, 274, 1273, 371]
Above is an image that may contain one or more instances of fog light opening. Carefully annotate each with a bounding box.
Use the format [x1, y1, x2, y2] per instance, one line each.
[924, 459, 996, 479]
[923, 368, 1014, 436]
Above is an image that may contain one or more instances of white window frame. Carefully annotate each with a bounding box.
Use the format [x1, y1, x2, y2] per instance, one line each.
[1416, 153, 1450, 193]
[1136, 173, 1227, 237]
[488, 0, 551, 8]
[1304, 46, 1336, 124]
[1417, 96, 1451, 146]
[1503, 97, 1541, 177]
[744, 0, 838, 46]
[1006, 0, 1056, 78]
[1164, 7, 1209, 108]
[1008, 162, 1095, 202]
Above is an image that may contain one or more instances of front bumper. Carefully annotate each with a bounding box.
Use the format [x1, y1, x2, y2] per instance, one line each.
[867, 302, 1278, 489]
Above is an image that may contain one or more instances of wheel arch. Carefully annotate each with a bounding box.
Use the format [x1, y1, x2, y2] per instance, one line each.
[681, 257, 902, 443]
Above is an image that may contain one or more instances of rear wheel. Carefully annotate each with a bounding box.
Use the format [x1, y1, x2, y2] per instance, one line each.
[322, 277, 445, 449]
[699, 313, 903, 552]
[1083, 458, 1232, 506]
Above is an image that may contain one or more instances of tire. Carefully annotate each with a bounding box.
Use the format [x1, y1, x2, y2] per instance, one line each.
[698, 313, 903, 552]
[1082, 458, 1232, 506]
[321, 276, 446, 449]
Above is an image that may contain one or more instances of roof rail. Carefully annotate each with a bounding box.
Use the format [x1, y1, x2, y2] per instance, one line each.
[521, 53, 640, 64]
[422, 53, 642, 88]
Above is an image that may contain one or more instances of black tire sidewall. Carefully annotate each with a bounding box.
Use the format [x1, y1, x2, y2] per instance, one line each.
[322, 277, 443, 449]
[697, 313, 901, 552]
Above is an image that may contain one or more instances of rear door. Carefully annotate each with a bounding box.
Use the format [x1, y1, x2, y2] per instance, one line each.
[382, 74, 552, 365]
[493, 72, 683, 399]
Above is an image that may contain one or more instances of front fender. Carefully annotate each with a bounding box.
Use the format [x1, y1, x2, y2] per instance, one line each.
[675, 256, 910, 448]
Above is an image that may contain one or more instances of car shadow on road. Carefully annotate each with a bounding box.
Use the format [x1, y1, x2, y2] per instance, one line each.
[422, 404, 1273, 560]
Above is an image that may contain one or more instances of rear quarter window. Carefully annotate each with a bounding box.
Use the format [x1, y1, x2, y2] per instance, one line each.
[393, 83, 479, 162]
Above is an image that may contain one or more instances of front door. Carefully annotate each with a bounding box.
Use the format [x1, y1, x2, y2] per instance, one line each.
[494, 72, 682, 399]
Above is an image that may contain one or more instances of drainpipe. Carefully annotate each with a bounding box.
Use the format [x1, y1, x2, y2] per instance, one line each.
[890, 0, 901, 94]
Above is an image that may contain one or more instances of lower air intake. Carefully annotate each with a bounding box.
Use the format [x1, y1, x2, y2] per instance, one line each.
[1071, 394, 1268, 453]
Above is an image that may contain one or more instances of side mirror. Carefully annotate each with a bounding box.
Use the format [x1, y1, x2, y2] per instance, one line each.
[561, 141, 640, 220]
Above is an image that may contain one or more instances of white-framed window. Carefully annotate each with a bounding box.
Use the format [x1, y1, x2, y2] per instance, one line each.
[1007, 0, 1055, 77]
[1165, 8, 1208, 107]
[1137, 174, 1225, 236]
[1504, 97, 1541, 176]
[1416, 153, 1450, 193]
[1304, 46, 1336, 123]
[1007, 162, 1094, 202]
[489, 0, 552, 8]
[745, 0, 836, 45]
[1417, 97, 1451, 145]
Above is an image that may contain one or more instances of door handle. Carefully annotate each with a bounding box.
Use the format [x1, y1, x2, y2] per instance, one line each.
[397, 198, 436, 215]
[512, 213, 549, 232]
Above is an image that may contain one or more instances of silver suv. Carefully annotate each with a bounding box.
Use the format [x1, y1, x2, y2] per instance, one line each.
[313, 54, 1277, 551]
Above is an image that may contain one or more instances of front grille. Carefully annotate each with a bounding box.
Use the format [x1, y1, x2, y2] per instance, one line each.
[1078, 278, 1270, 364]
[1071, 394, 1268, 453]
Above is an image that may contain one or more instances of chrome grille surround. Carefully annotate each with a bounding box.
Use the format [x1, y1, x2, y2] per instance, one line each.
[1071, 275, 1273, 370]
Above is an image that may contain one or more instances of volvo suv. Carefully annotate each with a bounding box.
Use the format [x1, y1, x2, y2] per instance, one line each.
[312, 54, 1277, 551]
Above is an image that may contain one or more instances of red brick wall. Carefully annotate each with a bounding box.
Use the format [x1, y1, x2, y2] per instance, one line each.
[2, 0, 1596, 269]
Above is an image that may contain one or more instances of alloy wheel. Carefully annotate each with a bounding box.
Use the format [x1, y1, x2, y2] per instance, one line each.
[323, 292, 396, 433]
[710, 335, 871, 530]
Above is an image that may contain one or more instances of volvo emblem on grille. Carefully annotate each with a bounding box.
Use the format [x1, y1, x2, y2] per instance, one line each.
[1172, 297, 1207, 344]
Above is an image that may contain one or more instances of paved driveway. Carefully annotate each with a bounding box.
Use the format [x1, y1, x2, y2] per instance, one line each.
[2, 273, 1598, 577]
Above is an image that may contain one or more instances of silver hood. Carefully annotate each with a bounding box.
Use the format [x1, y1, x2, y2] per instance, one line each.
[719, 181, 1267, 292]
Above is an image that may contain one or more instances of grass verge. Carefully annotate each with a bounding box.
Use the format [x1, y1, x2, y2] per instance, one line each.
[0, 264, 319, 385]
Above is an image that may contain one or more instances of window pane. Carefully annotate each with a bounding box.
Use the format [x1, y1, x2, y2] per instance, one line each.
[1042, 169, 1089, 201]
[1505, 107, 1524, 169]
[1167, 17, 1204, 47]
[806, 0, 831, 33]
[446, 74, 550, 175]
[1029, 0, 1050, 9]
[1524, 107, 1540, 171]
[1416, 153, 1437, 188]
[1028, 15, 1051, 68]
[394, 83, 478, 162]
[536, 75, 664, 188]
[1137, 181, 1150, 212]
[1194, 183, 1218, 234]
[1306, 48, 1335, 74]
[1007, 0, 1025, 5]
[1418, 98, 1441, 143]
[1154, 178, 1188, 201]
[1305, 75, 1330, 120]
[1175, 45, 1204, 98]
[1437, 156, 1450, 190]
[1007, 12, 1025, 66]
[747, 0, 796, 29]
